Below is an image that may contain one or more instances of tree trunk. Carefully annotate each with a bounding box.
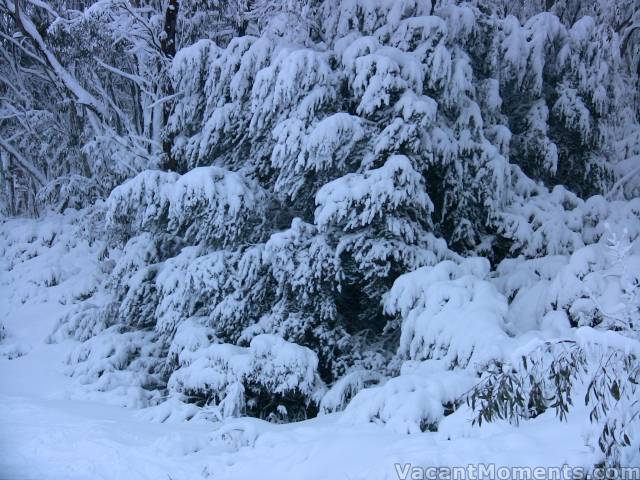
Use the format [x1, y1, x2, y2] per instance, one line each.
[160, 0, 179, 58]
[160, 0, 179, 172]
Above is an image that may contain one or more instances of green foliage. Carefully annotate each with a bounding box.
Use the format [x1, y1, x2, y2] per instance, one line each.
[468, 340, 640, 465]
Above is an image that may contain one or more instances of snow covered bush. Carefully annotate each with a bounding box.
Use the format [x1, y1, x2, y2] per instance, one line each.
[65, 326, 164, 408]
[341, 367, 475, 434]
[0, 210, 104, 310]
[385, 257, 511, 370]
[493, 225, 640, 336]
[468, 331, 640, 466]
[342, 216, 640, 443]
[496, 174, 640, 258]
[168, 334, 325, 421]
[105, 167, 267, 247]
[319, 369, 385, 414]
[334, 256, 509, 431]
[467, 228, 640, 465]
[315, 154, 449, 331]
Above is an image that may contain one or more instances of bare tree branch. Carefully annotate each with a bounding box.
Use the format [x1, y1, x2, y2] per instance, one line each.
[0, 136, 47, 185]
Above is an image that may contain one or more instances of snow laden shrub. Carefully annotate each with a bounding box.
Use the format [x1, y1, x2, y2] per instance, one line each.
[468, 332, 640, 467]
[341, 365, 476, 434]
[102, 166, 268, 333]
[0, 209, 104, 310]
[168, 333, 325, 421]
[496, 172, 640, 258]
[496, 13, 626, 198]
[169, 0, 638, 259]
[315, 154, 450, 332]
[153, 218, 348, 377]
[386, 257, 511, 370]
[319, 369, 385, 414]
[547, 233, 640, 332]
[468, 231, 640, 466]
[230, 219, 349, 378]
[336, 257, 511, 433]
[57, 172, 343, 417]
[65, 326, 164, 408]
[341, 220, 640, 441]
[55, 167, 271, 407]
[105, 167, 267, 246]
[0, 210, 106, 361]
[168, 3, 517, 257]
[494, 227, 640, 335]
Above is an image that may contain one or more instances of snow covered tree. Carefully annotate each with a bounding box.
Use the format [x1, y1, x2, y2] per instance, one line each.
[31, 0, 639, 449]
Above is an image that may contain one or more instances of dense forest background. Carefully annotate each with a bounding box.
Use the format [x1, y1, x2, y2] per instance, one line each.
[1, 0, 640, 467]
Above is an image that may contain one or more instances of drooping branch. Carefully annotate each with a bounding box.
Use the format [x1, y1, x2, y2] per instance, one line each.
[0, 136, 47, 185]
[607, 160, 640, 200]
[94, 57, 150, 92]
[3, 0, 108, 121]
[0, 29, 48, 68]
[620, 24, 640, 57]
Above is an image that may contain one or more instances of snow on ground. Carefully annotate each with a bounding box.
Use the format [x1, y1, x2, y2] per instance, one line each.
[0, 293, 217, 480]
[0, 216, 600, 480]
[0, 298, 600, 479]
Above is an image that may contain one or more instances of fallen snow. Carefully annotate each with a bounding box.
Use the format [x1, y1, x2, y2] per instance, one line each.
[0, 215, 604, 479]
[0, 289, 600, 479]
